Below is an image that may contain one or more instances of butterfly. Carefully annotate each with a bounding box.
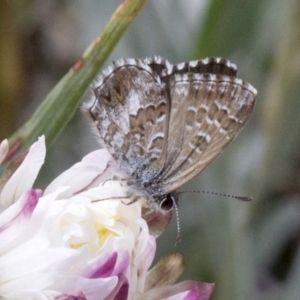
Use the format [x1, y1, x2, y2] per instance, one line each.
[82, 56, 257, 211]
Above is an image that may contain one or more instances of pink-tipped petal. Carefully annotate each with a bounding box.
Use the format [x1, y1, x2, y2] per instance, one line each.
[0, 136, 46, 207]
[112, 251, 130, 277]
[85, 252, 118, 278]
[83, 251, 129, 280]
[166, 281, 215, 300]
[0, 189, 41, 232]
[106, 274, 129, 300]
[22, 189, 42, 217]
[139, 281, 214, 300]
[63, 276, 119, 299]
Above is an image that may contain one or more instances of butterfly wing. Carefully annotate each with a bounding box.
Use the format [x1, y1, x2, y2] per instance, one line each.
[83, 58, 171, 180]
[156, 61, 256, 193]
[83, 57, 256, 198]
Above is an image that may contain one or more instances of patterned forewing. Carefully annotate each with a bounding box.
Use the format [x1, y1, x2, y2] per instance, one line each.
[159, 73, 256, 193]
[88, 62, 170, 179]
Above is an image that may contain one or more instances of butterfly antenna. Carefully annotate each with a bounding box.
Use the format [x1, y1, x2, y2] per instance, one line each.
[178, 190, 252, 201]
[173, 199, 182, 246]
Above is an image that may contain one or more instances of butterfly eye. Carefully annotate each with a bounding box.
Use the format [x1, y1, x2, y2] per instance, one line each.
[159, 192, 178, 211]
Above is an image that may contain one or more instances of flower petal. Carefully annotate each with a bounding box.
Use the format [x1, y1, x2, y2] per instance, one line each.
[137, 281, 214, 300]
[142, 207, 172, 238]
[0, 136, 45, 208]
[131, 221, 156, 294]
[44, 149, 117, 199]
[82, 251, 129, 279]
[144, 253, 184, 292]
[0, 139, 9, 165]
[55, 289, 87, 300]
[0, 189, 42, 256]
[0, 189, 41, 231]
[106, 274, 129, 300]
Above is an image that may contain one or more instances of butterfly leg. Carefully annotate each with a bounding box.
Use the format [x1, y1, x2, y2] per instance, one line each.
[101, 176, 129, 186]
[121, 195, 141, 205]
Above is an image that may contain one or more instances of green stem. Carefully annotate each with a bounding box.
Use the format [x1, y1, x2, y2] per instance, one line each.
[7, 0, 146, 160]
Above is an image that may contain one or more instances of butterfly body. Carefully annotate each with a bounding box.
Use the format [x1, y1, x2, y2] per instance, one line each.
[83, 56, 257, 211]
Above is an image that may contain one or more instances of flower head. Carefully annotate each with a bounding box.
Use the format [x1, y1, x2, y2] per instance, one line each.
[0, 137, 214, 300]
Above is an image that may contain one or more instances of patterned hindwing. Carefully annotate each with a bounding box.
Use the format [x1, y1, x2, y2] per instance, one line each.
[83, 58, 171, 181]
[156, 69, 257, 193]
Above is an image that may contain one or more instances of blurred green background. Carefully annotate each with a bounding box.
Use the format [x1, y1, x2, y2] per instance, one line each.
[1, 0, 300, 299]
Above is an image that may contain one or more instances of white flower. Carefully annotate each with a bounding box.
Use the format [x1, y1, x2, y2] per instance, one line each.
[0, 137, 214, 300]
